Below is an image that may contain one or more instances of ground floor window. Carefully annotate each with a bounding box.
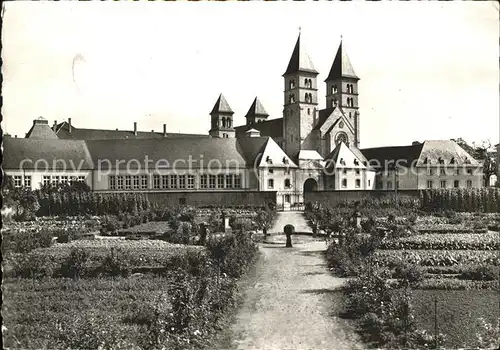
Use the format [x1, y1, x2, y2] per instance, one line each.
[387, 181, 392, 189]
[454, 180, 460, 188]
[13, 175, 22, 188]
[355, 179, 361, 188]
[24, 176, 31, 188]
[285, 194, 290, 203]
[234, 175, 241, 188]
[427, 180, 433, 189]
[217, 174, 225, 188]
[209, 175, 216, 189]
[153, 175, 161, 189]
[187, 175, 195, 189]
[178, 175, 186, 189]
[43, 175, 51, 186]
[268, 179, 274, 189]
[440, 180, 446, 188]
[110, 176, 117, 190]
[226, 174, 233, 188]
[466, 180, 472, 188]
[141, 175, 148, 189]
[200, 174, 208, 189]
[342, 179, 347, 188]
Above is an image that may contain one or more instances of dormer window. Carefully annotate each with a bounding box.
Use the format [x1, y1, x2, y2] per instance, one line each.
[464, 157, 471, 164]
[283, 157, 289, 164]
[354, 159, 359, 166]
[438, 157, 444, 164]
[266, 156, 273, 164]
[423, 157, 429, 164]
[340, 158, 346, 166]
[450, 157, 455, 164]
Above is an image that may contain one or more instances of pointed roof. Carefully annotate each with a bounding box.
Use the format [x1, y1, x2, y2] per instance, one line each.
[25, 117, 59, 139]
[324, 142, 367, 170]
[283, 34, 318, 76]
[325, 41, 359, 81]
[210, 94, 234, 115]
[245, 97, 269, 119]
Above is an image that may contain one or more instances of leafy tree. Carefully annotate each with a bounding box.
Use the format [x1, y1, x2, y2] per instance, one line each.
[453, 138, 498, 186]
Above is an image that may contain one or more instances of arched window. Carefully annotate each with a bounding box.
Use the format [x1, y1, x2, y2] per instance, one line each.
[342, 179, 347, 188]
[307, 108, 310, 115]
[268, 179, 274, 189]
[284, 179, 291, 188]
[333, 85, 338, 94]
[333, 99, 338, 107]
[289, 94, 295, 104]
[289, 79, 295, 89]
[305, 93, 311, 103]
[305, 79, 312, 88]
[227, 119, 231, 128]
[222, 118, 226, 128]
[387, 181, 393, 189]
[349, 112, 352, 119]
[454, 180, 459, 188]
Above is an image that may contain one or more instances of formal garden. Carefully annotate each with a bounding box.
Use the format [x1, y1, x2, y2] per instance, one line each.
[2, 182, 277, 349]
[305, 188, 500, 349]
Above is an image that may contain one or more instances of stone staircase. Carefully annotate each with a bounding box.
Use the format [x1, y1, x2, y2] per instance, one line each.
[268, 211, 312, 234]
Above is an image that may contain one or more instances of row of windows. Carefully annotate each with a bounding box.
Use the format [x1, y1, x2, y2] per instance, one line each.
[427, 168, 474, 176]
[341, 178, 362, 188]
[211, 117, 232, 129]
[288, 78, 313, 90]
[123, 174, 244, 190]
[376, 179, 474, 189]
[109, 175, 149, 190]
[12, 175, 31, 188]
[346, 97, 355, 107]
[268, 178, 292, 189]
[423, 157, 471, 165]
[427, 180, 473, 189]
[42, 175, 86, 186]
[339, 169, 361, 175]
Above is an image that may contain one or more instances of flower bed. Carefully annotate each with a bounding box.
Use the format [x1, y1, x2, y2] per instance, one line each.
[379, 233, 499, 251]
[372, 250, 500, 267]
[118, 221, 171, 236]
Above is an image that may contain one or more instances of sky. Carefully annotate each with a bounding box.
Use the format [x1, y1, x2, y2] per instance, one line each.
[2, 1, 499, 149]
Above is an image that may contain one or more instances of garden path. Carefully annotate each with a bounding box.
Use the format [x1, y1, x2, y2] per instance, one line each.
[221, 237, 363, 350]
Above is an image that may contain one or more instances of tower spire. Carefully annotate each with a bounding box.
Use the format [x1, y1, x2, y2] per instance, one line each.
[283, 32, 318, 76]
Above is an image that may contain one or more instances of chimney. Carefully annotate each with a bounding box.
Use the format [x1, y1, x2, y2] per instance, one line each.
[53, 120, 57, 131]
[68, 118, 72, 134]
[134, 122, 137, 136]
[163, 124, 167, 137]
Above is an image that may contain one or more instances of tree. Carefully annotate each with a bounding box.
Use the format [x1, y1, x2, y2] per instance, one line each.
[452, 138, 498, 186]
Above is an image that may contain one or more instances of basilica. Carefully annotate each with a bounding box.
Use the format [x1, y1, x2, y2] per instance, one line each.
[3, 34, 483, 208]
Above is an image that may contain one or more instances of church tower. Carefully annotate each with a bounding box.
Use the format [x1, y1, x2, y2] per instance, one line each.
[325, 40, 360, 148]
[282, 33, 319, 159]
[209, 94, 235, 138]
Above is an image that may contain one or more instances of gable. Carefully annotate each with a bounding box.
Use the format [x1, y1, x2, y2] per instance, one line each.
[258, 138, 298, 168]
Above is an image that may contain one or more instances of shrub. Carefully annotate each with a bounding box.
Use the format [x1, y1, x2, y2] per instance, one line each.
[60, 248, 91, 278]
[459, 264, 499, 281]
[326, 230, 381, 277]
[98, 248, 131, 277]
[56, 230, 74, 243]
[394, 263, 424, 285]
[101, 216, 121, 235]
[11, 252, 57, 279]
[2, 229, 55, 255]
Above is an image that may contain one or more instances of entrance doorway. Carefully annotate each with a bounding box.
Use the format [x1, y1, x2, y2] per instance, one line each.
[303, 178, 318, 192]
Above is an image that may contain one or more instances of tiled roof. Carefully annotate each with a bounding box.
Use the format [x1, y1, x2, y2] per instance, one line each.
[324, 142, 368, 170]
[417, 140, 480, 166]
[3, 137, 94, 170]
[325, 41, 359, 81]
[25, 120, 58, 140]
[237, 137, 270, 166]
[361, 143, 424, 168]
[235, 118, 284, 139]
[360, 140, 480, 168]
[210, 94, 234, 114]
[55, 122, 209, 140]
[283, 34, 318, 76]
[313, 108, 335, 130]
[86, 138, 247, 170]
[245, 97, 269, 118]
[257, 138, 298, 168]
[298, 150, 324, 161]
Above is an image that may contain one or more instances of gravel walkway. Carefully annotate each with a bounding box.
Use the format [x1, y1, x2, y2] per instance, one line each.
[222, 236, 363, 350]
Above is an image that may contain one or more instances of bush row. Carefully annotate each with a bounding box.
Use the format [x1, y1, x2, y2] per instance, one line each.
[421, 188, 500, 213]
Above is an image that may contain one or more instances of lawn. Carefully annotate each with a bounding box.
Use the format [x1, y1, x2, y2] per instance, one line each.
[411, 289, 499, 349]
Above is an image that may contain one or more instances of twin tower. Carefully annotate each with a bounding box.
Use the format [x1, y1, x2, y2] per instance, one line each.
[209, 33, 360, 157]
